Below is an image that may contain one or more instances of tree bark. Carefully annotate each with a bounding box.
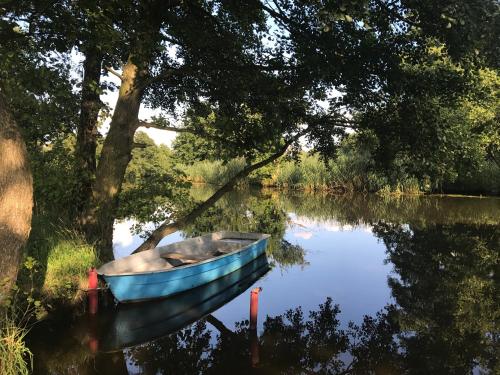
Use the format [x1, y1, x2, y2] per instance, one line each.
[0, 87, 33, 303]
[75, 46, 102, 220]
[82, 59, 144, 258]
[132, 138, 297, 253]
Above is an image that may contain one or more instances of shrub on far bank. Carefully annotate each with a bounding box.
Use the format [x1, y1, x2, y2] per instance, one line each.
[180, 158, 246, 185]
[175, 130, 498, 196]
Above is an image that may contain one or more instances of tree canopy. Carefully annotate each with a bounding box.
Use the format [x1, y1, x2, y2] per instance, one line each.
[1, 0, 498, 257]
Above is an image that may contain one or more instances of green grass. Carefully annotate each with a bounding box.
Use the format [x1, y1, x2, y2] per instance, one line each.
[23, 216, 100, 302]
[178, 149, 498, 196]
[181, 158, 246, 185]
[376, 178, 423, 196]
[0, 317, 32, 375]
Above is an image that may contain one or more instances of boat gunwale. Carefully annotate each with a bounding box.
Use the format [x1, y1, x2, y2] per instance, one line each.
[99, 232, 270, 278]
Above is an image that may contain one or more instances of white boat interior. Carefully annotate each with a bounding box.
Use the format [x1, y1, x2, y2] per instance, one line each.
[98, 231, 270, 276]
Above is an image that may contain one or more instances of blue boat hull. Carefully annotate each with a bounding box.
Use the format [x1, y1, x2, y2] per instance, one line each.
[102, 237, 269, 302]
[101, 255, 270, 351]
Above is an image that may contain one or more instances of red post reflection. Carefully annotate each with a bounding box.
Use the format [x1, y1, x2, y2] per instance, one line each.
[88, 336, 99, 354]
[250, 329, 260, 368]
[88, 289, 98, 315]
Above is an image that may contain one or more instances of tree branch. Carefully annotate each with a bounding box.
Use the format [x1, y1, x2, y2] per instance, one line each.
[104, 66, 124, 81]
[206, 314, 235, 336]
[138, 120, 194, 133]
[324, 116, 361, 129]
[137, 119, 234, 148]
[259, 2, 294, 33]
[138, 65, 194, 90]
[132, 131, 305, 253]
[132, 142, 149, 149]
[373, 0, 420, 28]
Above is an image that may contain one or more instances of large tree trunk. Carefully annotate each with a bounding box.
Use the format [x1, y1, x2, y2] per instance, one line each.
[82, 59, 143, 259]
[75, 46, 102, 220]
[75, 47, 102, 220]
[0, 88, 33, 303]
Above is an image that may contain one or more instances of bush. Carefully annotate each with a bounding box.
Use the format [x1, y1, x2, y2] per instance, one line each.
[173, 130, 498, 196]
[272, 160, 303, 189]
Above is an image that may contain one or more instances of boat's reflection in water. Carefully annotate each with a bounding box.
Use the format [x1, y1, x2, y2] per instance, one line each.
[100, 254, 270, 352]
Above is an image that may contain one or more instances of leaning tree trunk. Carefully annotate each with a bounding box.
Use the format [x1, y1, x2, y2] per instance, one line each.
[75, 46, 102, 221]
[0, 87, 33, 303]
[133, 137, 297, 253]
[82, 59, 143, 259]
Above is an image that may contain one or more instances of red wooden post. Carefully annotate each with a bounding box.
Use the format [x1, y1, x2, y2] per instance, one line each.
[88, 268, 98, 315]
[249, 287, 262, 367]
[88, 267, 98, 290]
[250, 287, 262, 330]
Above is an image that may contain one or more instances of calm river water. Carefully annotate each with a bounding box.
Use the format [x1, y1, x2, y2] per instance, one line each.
[27, 188, 500, 374]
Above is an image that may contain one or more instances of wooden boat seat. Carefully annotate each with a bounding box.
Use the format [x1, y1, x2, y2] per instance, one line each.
[160, 252, 211, 267]
[160, 245, 236, 267]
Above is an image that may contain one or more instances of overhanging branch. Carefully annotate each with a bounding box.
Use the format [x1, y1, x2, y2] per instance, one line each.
[132, 142, 149, 149]
[138, 120, 194, 133]
[132, 130, 306, 253]
[105, 66, 124, 81]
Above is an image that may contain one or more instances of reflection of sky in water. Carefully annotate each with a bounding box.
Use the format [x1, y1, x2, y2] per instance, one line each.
[113, 211, 393, 331]
[214, 217, 392, 331]
[113, 219, 184, 259]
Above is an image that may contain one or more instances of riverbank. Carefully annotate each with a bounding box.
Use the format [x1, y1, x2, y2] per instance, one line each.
[180, 153, 500, 197]
[20, 216, 100, 305]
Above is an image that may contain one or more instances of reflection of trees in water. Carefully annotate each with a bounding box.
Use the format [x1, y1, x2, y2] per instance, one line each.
[127, 320, 212, 374]
[272, 190, 500, 227]
[127, 298, 401, 374]
[126, 223, 498, 374]
[182, 190, 307, 268]
[373, 222, 499, 374]
[31, 191, 499, 373]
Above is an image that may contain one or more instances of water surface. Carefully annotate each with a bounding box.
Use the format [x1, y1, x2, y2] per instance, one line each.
[27, 189, 500, 374]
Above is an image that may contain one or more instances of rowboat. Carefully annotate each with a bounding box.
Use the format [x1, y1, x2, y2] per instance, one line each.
[100, 254, 270, 351]
[98, 231, 270, 303]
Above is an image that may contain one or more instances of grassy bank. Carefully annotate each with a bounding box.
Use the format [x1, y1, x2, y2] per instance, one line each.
[180, 158, 247, 185]
[180, 153, 426, 195]
[21, 215, 100, 303]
